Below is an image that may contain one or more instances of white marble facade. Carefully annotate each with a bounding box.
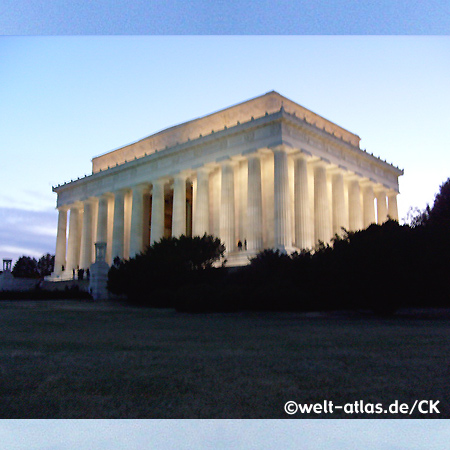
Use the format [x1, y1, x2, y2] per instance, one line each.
[51, 91, 403, 278]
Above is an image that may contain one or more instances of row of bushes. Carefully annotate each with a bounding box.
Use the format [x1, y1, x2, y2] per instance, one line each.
[107, 179, 450, 315]
[0, 286, 92, 301]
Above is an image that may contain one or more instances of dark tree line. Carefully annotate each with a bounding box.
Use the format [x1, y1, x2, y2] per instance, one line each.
[11, 254, 55, 278]
[108, 178, 450, 315]
[108, 234, 225, 306]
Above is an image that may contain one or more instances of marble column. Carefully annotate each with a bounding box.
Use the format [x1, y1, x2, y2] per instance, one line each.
[314, 161, 332, 244]
[111, 190, 126, 261]
[80, 199, 94, 269]
[273, 147, 293, 251]
[388, 192, 399, 221]
[150, 179, 166, 244]
[66, 205, 81, 272]
[247, 154, 263, 251]
[238, 160, 248, 244]
[172, 174, 187, 237]
[193, 167, 210, 236]
[332, 170, 347, 236]
[54, 207, 68, 274]
[96, 194, 109, 244]
[130, 184, 147, 256]
[376, 190, 388, 224]
[347, 178, 362, 231]
[362, 183, 375, 228]
[220, 160, 236, 252]
[294, 154, 312, 249]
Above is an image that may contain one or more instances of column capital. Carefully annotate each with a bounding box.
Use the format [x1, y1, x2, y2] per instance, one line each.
[173, 171, 189, 180]
[311, 158, 331, 169]
[360, 179, 375, 189]
[292, 149, 312, 160]
[218, 157, 239, 168]
[192, 164, 211, 174]
[132, 183, 151, 193]
[68, 201, 83, 210]
[270, 143, 294, 154]
[151, 178, 168, 188]
[81, 196, 98, 205]
[244, 151, 262, 161]
[387, 189, 399, 197]
[344, 171, 363, 181]
[328, 165, 348, 176]
[113, 188, 129, 197]
[374, 185, 388, 196]
[98, 192, 115, 200]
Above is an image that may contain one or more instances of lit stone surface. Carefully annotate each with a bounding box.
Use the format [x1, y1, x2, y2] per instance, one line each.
[193, 168, 210, 237]
[247, 154, 263, 251]
[388, 192, 399, 221]
[273, 146, 293, 252]
[172, 174, 187, 238]
[51, 91, 403, 275]
[130, 184, 147, 256]
[347, 177, 363, 231]
[80, 199, 94, 269]
[220, 160, 236, 253]
[362, 183, 376, 228]
[376, 190, 388, 224]
[65, 206, 82, 275]
[53, 207, 67, 276]
[150, 180, 165, 244]
[331, 170, 347, 236]
[294, 154, 313, 249]
[111, 190, 126, 261]
[314, 161, 332, 244]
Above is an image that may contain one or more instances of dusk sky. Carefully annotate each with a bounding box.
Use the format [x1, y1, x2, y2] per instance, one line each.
[0, 420, 448, 449]
[1, 3, 449, 264]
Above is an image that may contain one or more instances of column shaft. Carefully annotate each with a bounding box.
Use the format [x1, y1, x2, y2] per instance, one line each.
[111, 190, 126, 261]
[54, 208, 67, 274]
[80, 200, 94, 269]
[66, 206, 81, 272]
[172, 174, 187, 237]
[314, 162, 332, 244]
[363, 184, 375, 228]
[388, 193, 399, 221]
[332, 171, 347, 236]
[274, 148, 293, 251]
[376, 191, 388, 224]
[96, 195, 109, 243]
[193, 168, 210, 236]
[294, 155, 312, 249]
[220, 162, 236, 252]
[348, 179, 362, 231]
[247, 155, 263, 251]
[150, 180, 165, 244]
[130, 185, 146, 256]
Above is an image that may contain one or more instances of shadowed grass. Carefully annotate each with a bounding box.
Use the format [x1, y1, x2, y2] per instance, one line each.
[0, 301, 448, 418]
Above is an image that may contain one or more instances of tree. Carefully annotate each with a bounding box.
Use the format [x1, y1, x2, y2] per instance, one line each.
[427, 178, 450, 231]
[12, 256, 39, 278]
[108, 234, 226, 304]
[37, 253, 55, 277]
[404, 205, 430, 228]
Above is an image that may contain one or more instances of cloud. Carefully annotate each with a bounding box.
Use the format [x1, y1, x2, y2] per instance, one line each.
[0, 207, 57, 263]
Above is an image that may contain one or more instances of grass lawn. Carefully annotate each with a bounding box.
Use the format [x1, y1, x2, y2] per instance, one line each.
[0, 300, 448, 418]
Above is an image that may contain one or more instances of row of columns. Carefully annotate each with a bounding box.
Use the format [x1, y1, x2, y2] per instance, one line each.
[53, 147, 399, 275]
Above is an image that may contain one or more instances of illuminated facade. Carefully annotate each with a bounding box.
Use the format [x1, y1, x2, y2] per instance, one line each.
[51, 91, 402, 278]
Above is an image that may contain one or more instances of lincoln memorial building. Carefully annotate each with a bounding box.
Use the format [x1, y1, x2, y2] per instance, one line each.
[51, 91, 403, 279]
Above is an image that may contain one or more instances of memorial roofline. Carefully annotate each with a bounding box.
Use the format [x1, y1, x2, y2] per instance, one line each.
[91, 91, 362, 173]
[53, 108, 402, 193]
